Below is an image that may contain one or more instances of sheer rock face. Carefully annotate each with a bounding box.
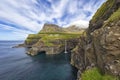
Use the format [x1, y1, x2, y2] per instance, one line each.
[71, 0, 120, 79]
[91, 21, 120, 76]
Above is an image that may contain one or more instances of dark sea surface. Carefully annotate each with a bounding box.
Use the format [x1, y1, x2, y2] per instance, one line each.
[0, 41, 77, 80]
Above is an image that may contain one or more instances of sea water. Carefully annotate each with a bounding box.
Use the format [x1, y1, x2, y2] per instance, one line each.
[0, 41, 77, 80]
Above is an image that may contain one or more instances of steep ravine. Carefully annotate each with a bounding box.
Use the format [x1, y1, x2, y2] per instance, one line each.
[71, 0, 120, 80]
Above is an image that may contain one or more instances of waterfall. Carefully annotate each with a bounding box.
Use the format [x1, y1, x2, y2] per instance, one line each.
[64, 40, 68, 53]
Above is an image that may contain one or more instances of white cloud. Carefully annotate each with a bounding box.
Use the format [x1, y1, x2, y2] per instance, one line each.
[0, 23, 34, 40]
[63, 20, 89, 28]
[0, 0, 105, 40]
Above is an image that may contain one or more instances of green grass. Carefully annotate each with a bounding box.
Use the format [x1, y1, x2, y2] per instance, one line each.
[39, 29, 84, 34]
[25, 32, 83, 46]
[107, 8, 120, 23]
[40, 33, 81, 46]
[91, 0, 115, 22]
[25, 39, 39, 44]
[27, 34, 42, 39]
[81, 67, 119, 80]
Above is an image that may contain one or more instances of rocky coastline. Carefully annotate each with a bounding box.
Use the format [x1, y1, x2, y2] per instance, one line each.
[22, 0, 120, 79]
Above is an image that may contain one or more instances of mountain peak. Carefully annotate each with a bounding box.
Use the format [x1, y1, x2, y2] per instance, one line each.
[39, 23, 63, 33]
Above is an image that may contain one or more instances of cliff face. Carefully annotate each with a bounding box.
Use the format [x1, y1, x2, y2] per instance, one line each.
[71, 0, 120, 79]
[25, 24, 84, 56]
[27, 38, 79, 56]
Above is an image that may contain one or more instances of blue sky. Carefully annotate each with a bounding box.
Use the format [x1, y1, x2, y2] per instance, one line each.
[0, 0, 105, 40]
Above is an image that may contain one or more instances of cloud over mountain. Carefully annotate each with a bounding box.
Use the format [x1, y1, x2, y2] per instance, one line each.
[0, 0, 105, 40]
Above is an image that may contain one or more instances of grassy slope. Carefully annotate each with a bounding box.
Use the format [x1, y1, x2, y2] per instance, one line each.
[25, 32, 83, 46]
[107, 7, 120, 23]
[81, 68, 119, 80]
[41, 33, 81, 46]
[91, 0, 115, 23]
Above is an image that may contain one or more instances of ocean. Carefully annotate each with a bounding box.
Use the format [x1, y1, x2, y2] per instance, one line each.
[0, 41, 77, 80]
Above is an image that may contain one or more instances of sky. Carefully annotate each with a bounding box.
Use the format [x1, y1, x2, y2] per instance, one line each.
[0, 0, 105, 40]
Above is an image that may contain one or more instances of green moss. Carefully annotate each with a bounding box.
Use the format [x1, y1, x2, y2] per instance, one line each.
[91, 0, 115, 22]
[81, 67, 119, 80]
[102, 75, 119, 80]
[107, 8, 120, 22]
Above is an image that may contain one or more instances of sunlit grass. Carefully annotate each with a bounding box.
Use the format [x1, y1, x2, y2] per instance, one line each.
[107, 8, 120, 22]
[25, 32, 83, 46]
[40, 33, 81, 46]
[81, 67, 119, 80]
[91, 0, 115, 22]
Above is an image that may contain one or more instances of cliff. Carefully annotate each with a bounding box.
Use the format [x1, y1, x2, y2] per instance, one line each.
[71, 0, 120, 80]
[25, 24, 85, 56]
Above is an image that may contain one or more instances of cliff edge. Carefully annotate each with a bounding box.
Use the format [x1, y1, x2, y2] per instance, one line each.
[71, 0, 120, 79]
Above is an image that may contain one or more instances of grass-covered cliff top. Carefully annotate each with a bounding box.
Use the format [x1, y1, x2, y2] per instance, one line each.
[81, 68, 119, 80]
[25, 23, 85, 46]
[91, 0, 115, 23]
[107, 7, 120, 23]
[26, 32, 82, 46]
[25, 32, 83, 46]
[27, 32, 83, 39]
[40, 32, 81, 46]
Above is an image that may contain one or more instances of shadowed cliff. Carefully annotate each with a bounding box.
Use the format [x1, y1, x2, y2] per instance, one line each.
[71, 0, 120, 80]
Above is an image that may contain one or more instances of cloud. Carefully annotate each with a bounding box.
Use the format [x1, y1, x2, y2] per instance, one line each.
[63, 20, 89, 28]
[0, 23, 34, 40]
[0, 0, 105, 40]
